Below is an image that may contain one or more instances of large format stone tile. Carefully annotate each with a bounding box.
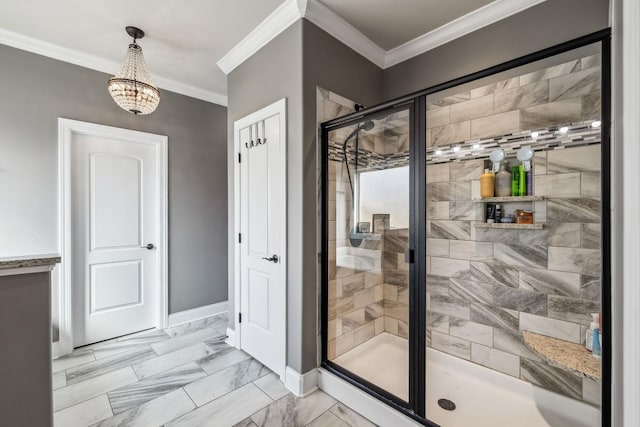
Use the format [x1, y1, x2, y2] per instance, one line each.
[548, 246, 601, 276]
[448, 278, 496, 305]
[519, 312, 581, 343]
[547, 199, 601, 223]
[66, 347, 157, 385]
[493, 329, 542, 361]
[184, 358, 269, 407]
[55, 394, 112, 427]
[470, 110, 519, 139]
[547, 144, 600, 174]
[549, 67, 601, 102]
[53, 367, 138, 412]
[250, 391, 336, 427]
[166, 383, 272, 427]
[520, 358, 582, 400]
[428, 220, 471, 240]
[520, 98, 582, 130]
[494, 243, 548, 269]
[449, 240, 493, 261]
[519, 267, 581, 298]
[534, 173, 581, 198]
[430, 295, 470, 320]
[449, 319, 493, 346]
[519, 60, 580, 86]
[107, 362, 207, 414]
[471, 343, 520, 377]
[470, 77, 519, 98]
[430, 121, 471, 146]
[431, 330, 471, 360]
[547, 295, 601, 326]
[493, 287, 547, 316]
[450, 95, 494, 122]
[470, 303, 519, 333]
[470, 261, 520, 288]
[494, 81, 549, 114]
[94, 389, 195, 427]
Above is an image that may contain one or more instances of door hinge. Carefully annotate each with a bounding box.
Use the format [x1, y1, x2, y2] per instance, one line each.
[238, 152, 241, 163]
[238, 313, 242, 323]
[238, 233, 242, 243]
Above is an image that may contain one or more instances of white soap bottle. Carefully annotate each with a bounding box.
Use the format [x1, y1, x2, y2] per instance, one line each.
[586, 312, 599, 352]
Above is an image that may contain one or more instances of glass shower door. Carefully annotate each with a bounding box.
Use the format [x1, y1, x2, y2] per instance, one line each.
[324, 105, 414, 404]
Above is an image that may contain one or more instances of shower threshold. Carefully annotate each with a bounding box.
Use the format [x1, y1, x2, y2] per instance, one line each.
[333, 332, 599, 427]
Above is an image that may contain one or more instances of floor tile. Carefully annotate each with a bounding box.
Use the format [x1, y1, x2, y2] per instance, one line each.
[132, 342, 213, 380]
[53, 350, 95, 373]
[108, 361, 206, 414]
[253, 372, 290, 400]
[197, 348, 252, 375]
[53, 366, 138, 412]
[306, 411, 350, 427]
[66, 346, 157, 385]
[93, 330, 170, 359]
[250, 391, 337, 427]
[165, 315, 228, 338]
[92, 388, 195, 427]
[166, 383, 272, 427]
[53, 370, 67, 391]
[233, 419, 259, 427]
[184, 358, 270, 406]
[151, 328, 221, 355]
[54, 394, 112, 427]
[330, 403, 377, 427]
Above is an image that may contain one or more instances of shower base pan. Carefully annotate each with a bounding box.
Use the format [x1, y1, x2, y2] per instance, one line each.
[333, 333, 599, 427]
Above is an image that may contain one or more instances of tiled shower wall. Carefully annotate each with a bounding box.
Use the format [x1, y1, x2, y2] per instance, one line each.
[425, 143, 602, 406]
[320, 88, 411, 359]
[427, 54, 601, 147]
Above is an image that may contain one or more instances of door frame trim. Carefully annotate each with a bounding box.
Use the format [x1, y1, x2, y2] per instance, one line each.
[232, 98, 287, 377]
[57, 118, 168, 356]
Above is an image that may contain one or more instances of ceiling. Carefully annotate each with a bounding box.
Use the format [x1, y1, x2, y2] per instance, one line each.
[0, 0, 540, 105]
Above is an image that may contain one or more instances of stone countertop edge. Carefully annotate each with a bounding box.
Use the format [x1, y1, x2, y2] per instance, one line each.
[522, 330, 601, 382]
[0, 254, 61, 270]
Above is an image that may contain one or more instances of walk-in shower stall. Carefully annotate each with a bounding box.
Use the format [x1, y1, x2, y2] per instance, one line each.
[321, 30, 610, 427]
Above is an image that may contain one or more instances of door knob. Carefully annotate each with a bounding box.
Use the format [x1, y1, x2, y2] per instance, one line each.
[142, 243, 155, 250]
[262, 254, 279, 263]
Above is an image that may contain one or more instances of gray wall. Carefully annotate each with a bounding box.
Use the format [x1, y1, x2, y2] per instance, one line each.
[226, 20, 382, 373]
[383, 0, 610, 100]
[0, 44, 228, 315]
[226, 21, 304, 342]
[302, 21, 383, 371]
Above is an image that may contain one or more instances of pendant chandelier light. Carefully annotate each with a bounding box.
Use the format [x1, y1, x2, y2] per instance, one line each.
[108, 26, 160, 115]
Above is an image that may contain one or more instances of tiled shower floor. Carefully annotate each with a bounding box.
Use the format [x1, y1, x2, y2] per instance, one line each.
[52, 314, 376, 427]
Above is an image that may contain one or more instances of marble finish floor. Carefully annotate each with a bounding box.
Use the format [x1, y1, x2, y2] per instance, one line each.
[52, 314, 376, 427]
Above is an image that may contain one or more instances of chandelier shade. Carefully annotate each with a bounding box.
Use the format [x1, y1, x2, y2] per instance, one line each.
[108, 27, 160, 115]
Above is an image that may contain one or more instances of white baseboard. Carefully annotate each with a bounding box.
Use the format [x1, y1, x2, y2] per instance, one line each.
[167, 301, 228, 328]
[317, 368, 422, 427]
[51, 340, 61, 359]
[225, 327, 237, 348]
[285, 366, 318, 397]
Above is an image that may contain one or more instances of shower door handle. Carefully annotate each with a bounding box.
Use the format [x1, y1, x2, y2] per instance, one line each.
[404, 248, 414, 264]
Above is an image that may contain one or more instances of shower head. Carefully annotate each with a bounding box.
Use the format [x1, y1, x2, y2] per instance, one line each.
[342, 120, 375, 150]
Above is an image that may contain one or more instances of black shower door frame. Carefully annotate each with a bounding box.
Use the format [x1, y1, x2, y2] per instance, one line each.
[321, 28, 611, 427]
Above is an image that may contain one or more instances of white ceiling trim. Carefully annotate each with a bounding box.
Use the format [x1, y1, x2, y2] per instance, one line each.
[217, 0, 548, 76]
[0, 27, 228, 106]
[384, 0, 549, 68]
[216, 0, 303, 74]
[303, 0, 386, 68]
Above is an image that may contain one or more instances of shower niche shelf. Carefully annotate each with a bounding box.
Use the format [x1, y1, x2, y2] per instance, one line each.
[474, 195, 546, 229]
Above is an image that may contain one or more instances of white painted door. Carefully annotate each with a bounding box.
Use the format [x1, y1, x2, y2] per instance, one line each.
[70, 131, 160, 347]
[238, 101, 286, 377]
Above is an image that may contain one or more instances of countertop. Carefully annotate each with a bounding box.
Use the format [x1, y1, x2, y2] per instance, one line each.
[522, 331, 601, 381]
[0, 254, 61, 271]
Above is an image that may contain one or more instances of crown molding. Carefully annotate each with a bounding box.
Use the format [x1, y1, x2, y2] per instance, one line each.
[216, 0, 304, 74]
[0, 27, 228, 106]
[384, 0, 548, 68]
[303, 0, 386, 68]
